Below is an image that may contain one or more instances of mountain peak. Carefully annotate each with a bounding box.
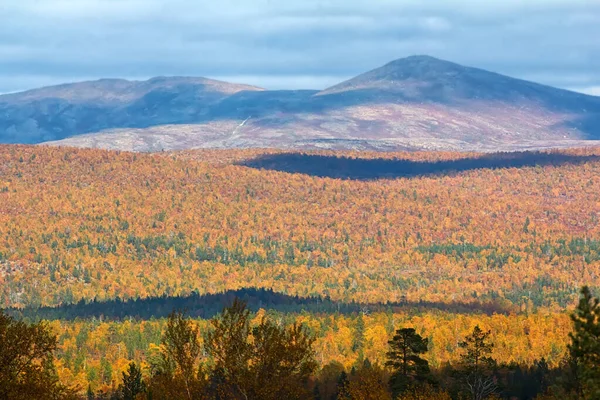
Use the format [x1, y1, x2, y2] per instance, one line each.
[319, 55, 476, 95]
[385, 54, 462, 69]
[318, 54, 572, 105]
[1, 55, 599, 148]
[391, 54, 446, 63]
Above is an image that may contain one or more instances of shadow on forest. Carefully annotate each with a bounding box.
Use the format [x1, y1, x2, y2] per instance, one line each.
[239, 151, 600, 180]
[10, 288, 512, 321]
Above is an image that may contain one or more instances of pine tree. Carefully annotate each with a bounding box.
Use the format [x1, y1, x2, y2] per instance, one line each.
[385, 328, 430, 397]
[458, 326, 497, 400]
[336, 370, 350, 399]
[459, 326, 496, 374]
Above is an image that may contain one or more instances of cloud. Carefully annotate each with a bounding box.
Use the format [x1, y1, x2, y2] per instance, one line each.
[0, 0, 599, 92]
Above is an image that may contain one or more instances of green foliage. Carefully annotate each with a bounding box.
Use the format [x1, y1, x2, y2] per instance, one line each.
[385, 328, 430, 397]
[352, 313, 366, 363]
[0, 309, 75, 399]
[568, 286, 600, 399]
[458, 326, 498, 400]
[458, 326, 496, 374]
[119, 362, 146, 400]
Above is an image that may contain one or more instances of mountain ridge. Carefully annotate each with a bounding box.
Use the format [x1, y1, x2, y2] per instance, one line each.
[0, 76, 264, 104]
[1, 55, 599, 151]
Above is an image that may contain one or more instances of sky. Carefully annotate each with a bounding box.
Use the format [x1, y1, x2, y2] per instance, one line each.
[0, 0, 599, 95]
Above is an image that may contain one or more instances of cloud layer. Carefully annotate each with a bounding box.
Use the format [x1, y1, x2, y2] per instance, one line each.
[1, 0, 599, 93]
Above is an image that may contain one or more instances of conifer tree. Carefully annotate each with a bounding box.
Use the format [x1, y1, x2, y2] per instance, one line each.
[385, 328, 430, 397]
[459, 326, 496, 374]
[568, 286, 600, 399]
[353, 314, 366, 363]
[458, 326, 497, 400]
[119, 362, 146, 400]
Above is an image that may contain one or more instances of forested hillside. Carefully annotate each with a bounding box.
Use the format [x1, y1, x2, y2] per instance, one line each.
[2, 145, 600, 395]
[1, 146, 599, 309]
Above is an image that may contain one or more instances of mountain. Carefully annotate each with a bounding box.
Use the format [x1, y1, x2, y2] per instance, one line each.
[321, 55, 595, 104]
[0, 77, 263, 143]
[1, 55, 599, 151]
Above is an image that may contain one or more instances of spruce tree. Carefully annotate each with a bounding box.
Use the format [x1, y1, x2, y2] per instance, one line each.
[119, 362, 146, 400]
[568, 286, 600, 399]
[352, 313, 366, 362]
[87, 385, 94, 400]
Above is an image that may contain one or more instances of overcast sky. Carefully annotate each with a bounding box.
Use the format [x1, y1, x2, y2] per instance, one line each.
[1, 0, 599, 95]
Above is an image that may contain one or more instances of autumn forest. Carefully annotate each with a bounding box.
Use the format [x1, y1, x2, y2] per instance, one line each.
[2, 145, 600, 399]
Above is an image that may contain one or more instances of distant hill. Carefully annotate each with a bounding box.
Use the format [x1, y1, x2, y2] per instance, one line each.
[0, 77, 263, 143]
[320, 55, 598, 106]
[1, 55, 599, 151]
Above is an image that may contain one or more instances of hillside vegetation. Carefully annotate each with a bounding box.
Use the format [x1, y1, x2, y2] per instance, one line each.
[1, 145, 600, 310]
[3, 145, 600, 394]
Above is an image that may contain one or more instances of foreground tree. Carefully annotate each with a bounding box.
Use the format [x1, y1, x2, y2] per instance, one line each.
[458, 325, 497, 400]
[148, 311, 208, 400]
[119, 362, 146, 400]
[385, 328, 430, 397]
[396, 385, 452, 400]
[0, 309, 74, 399]
[205, 299, 317, 400]
[338, 360, 391, 400]
[568, 286, 600, 399]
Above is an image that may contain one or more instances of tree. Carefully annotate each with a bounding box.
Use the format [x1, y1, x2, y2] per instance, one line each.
[338, 361, 391, 400]
[250, 316, 317, 399]
[314, 361, 345, 400]
[336, 370, 350, 400]
[352, 313, 366, 363]
[385, 328, 430, 397]
[119, 362, 146, 400]
[458, 326, 497, 400]
[161, 312, 202, 380]
[568, 286, 600, 399]
[0, 309, 75, 399]
[100, 357, 114, 386]
[149, 311, 208, 400]
[205, 299, 317, 400]
[204, 299, 253, 399]
[459, 326, 496, 374]
[396, 385, 452, 400]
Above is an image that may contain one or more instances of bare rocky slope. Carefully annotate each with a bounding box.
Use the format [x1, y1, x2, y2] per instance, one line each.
[2, 55, 599, 152]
